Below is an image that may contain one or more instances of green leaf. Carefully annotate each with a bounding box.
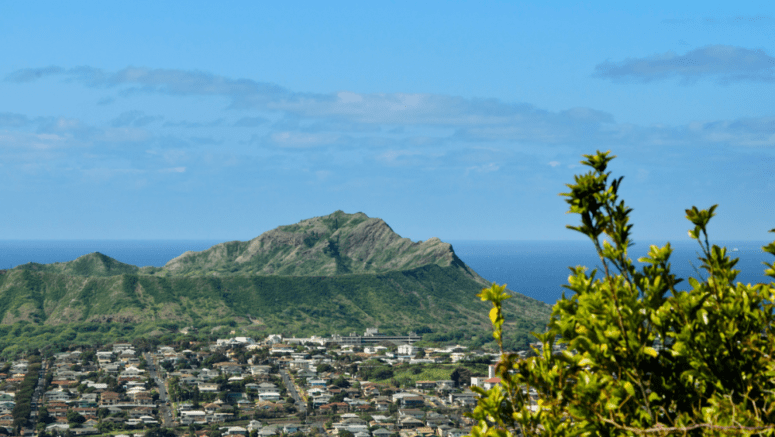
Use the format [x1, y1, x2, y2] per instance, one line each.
[623, 381, 635, 397]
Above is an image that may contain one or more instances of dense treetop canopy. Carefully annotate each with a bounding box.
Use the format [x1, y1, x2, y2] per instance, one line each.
[470, 151, 775, 436]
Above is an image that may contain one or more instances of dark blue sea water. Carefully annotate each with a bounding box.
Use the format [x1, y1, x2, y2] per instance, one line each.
[451, 240, 773, 305]
[0, 240, 771, 306]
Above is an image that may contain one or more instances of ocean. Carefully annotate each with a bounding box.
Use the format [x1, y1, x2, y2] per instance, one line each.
[0, 239, 771, 306]
[450, 240, 773, 305]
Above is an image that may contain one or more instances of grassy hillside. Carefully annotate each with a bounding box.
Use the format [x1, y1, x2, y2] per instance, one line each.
[14, 252, 140, 276]
[0, 210, 553, 356]
[0, 264, 551, 356]
[161, 211, 481, 278]
[0, 264, 548, 332]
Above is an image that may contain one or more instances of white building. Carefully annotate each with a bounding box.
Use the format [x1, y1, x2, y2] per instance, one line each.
[397, 344, 419, 356]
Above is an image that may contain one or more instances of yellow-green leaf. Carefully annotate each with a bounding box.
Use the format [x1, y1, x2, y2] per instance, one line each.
[623, 381, 635, 397]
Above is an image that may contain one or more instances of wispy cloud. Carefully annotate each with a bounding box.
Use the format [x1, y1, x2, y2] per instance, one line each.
[0, 131, 68, 150]
[163, 119, 224, 128]
[233, 116, 269, 127]
[159, 166, 186, 173]
[4, 66, 64, 83]
[5, 65, 775, 151]
[4, 66, 616, 129]
[0, 112, 29, 127]
[661, 15, 775, 28]
[465, 162, 500, 175]
[265, 131, 342, 148]
[594, 45, 775, 84]
[111, 111, 163, 128]
[5, 66, 297, 107]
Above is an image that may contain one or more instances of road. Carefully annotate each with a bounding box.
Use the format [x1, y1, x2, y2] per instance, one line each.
[279, 368, 306, 414]
[145, 352, 174, 428]
[28, 358, 48, 433]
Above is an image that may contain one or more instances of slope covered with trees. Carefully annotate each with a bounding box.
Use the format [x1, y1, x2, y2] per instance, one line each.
[0, 211, 552, 356]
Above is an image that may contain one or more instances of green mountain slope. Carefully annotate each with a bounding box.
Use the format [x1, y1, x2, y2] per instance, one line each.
[161, 211, 479, 278]
[0, 211, 552, 354]
[0, 263, 546, 333]
[14, 252, 140, 276]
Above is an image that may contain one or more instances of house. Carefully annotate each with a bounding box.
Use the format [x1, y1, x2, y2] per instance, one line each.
[402, 396, 424, 407]
[482, 377, 501, 390]
[296, 369, 316, 379]
[400, 408, 425, 420]
[250, 365, 272, 376]
[256, 382, 278, 394]
[281, 424, 301, 434]
[102, 363, 122, 373]
[319, 402, 349, 413]
[213, 412, 234, 422]
[128, 407, 154, 419]
[415, 381, 436, 391]
[180, 410, 207, 425]
[436, 425, 452, 437]
[214, 362, 243, 375]
[100, 391, 121, 406]
[270, 345, 294, 355]
[397, 417, 425, 430]
[312, 395, 332, 408]
[258, 392, 281, 402]
[0, 413, 14, 426]
[199, 383, 220, 393]
[416, 427, 436, 437]
[247, 420, 263, 432]
[85, 381, 108, 391]
[178, 373, 199, 385]
[397, 344, 419, 356]
[425, 412, 450, 424]
[200, 368, 220, 380]
[435, 380, 455, 388]
[373, 428, 391, 437]
[46, 389, 72, 402]
[449, 391, 477, 405]
[259, 426, 279, 437]
[374, 400, 391, 411]
[120, 366, 145, 378]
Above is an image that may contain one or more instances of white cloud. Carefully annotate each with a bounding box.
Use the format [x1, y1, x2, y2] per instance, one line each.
[465, 163, 500, 175]
[268, 131, 341, 148]
[4, 65, 774, 154]
[159, 167, 186, 173]
[593, 45, 775, 84]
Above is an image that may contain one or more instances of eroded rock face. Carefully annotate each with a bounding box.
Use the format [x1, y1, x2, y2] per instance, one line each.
[163, 211, 478, 279]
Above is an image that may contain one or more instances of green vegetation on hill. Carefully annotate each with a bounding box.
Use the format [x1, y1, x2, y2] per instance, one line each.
[161, 210, 481, 278]
[14, 252, 141, 276]
[0, 210, 552, 357]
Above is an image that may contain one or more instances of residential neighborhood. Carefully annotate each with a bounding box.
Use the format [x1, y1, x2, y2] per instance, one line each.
[0, 329, 543, 437]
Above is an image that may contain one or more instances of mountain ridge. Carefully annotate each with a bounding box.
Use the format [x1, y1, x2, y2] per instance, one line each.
[161, 210, 482, 279]
[0, 211, 552, 354]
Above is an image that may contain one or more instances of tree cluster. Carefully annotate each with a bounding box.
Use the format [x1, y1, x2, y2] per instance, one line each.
[470, 151, 775, 436]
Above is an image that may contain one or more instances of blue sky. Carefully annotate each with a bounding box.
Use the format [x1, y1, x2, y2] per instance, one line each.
[1, 1, 774, 242]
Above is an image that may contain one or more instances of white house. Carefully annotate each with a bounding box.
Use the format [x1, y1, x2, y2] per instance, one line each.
[397, 344, 419, 356]
[258, 392, 281, 402]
